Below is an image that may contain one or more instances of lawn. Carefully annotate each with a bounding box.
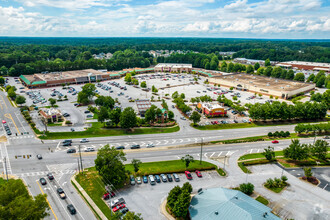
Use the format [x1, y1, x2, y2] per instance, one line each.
[192, 122, 258, 130]
[126, 160, 223, 176]
[256, 196, 269, 205]
[75, 160, 225, 219]
[39, 122, 180, 139]
[238, 162, 251, 174]
[264, 185, 286, 193]
[239, 151, 284, 161]
[47, 123, 63, 127]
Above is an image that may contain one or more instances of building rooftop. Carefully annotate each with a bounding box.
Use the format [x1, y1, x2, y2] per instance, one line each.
[189, 188, 280, 220]
[278, 61, 330, 68]
[155, 63, 192, 68]
[136, 99, 152, 112]
[199, 102, 224, 110]
[35, 69, 107, 81]
[213, 73, 313, 92]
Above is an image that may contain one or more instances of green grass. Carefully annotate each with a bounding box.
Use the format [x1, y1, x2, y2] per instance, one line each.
[42, 105, 59, 108]
[238, 162, 251, 174]
[216, 167, 226, 176]
[265, 185, 285, 193]
[39, 123, 180, 139]
[256, 196, 269, 205]
[126, 160, 218, 175]
[192, 122, 258, 130]
[47, 123, 62, 127]
[239, 151, 284, 161]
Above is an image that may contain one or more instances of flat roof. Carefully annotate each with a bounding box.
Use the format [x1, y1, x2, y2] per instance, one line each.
[136, 99, 152, 112]
[278, 61, 330, 68]
[155, 63, 192, 68]
[213, 73, 314, 92]
[35, 69, 107, 81]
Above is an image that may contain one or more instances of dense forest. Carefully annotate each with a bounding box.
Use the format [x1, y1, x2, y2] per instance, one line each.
[0, 37, 329, 76]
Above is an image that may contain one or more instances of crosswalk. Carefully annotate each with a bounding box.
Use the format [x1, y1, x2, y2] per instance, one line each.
[17, 169, 76, 177]
[7, 135, 35, 140]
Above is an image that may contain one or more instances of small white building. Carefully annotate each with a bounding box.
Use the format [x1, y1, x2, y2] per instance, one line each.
[154, 63, 192, 73]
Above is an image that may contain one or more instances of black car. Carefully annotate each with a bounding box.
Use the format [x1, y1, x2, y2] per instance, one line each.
[167, 174, 173, 182]
[47, 173, 54, 180]
[116, 146, 125, 150]
[63, 142, 71, 146]
[120, 207, 129, 214]
[154, 175, 161, 183]
[63, 139, 72, 143]
[67, 204, 76, 215]
[67, 149, 76, 153]
[39, 178, 47, 185]
[130, 145, 140, 149]
[84, 110, 90, 113]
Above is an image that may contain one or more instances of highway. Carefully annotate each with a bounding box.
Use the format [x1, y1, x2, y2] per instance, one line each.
[1, 89, 329, 220]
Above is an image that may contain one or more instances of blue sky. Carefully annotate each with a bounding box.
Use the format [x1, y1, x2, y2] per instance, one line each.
[0, 0, 329, 38]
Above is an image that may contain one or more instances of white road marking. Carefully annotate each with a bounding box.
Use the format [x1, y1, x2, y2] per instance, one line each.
[226, 151, 231, 156]
[171, 139, 176, 144]
[164, 140, 168, 145]
[179, 139, 183, 143]
[210, 152, 215, 157]
[204, 153, 208, 157]
[249, 149, 253, 154]
[218, 152, 223, 157]
[155, 140, 161, 145]
[323, 184, 328, 189]
[257, 149, 260, 153]
[140, 142, 146, 147]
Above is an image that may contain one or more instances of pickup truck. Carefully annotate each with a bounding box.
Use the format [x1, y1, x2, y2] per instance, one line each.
[57, 188, 66, 199]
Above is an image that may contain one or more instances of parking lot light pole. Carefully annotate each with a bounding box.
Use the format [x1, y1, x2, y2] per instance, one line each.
[200, 138, 203, 164]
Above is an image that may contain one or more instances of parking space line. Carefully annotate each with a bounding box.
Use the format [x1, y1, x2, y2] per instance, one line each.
[226, 151, 231, 156]
[249, 149, 253, 154]
[210, 152, 215, 157]
[323, 184, 328, 189]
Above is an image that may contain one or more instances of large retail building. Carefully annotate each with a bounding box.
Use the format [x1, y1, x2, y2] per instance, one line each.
[154, 63, 192, 73]
[208, 73, 315, 99]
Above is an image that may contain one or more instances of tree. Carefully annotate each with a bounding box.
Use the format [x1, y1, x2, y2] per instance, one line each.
[15, 95, 26, 106]
[254, 62, 260, 70]
[263, 146, 275, 161]
[131, 159, 142, 173]
[246, 65, 254, 74]
[120, 107, 137, 129]
[0, 66, 8, 75]
[189, 111, 201, 125]
[303, 167, 313, 178]
[81, 83, 96, 100]
[172, 189, 191, 218]
[168, 111, 174, 120]
[145, 105, 157, 123]
[109, 108, 121, 126]
[239, 182, 254, 195]
[98, 106, 109, 124]
[307, 74, 315, 82]
[283, 139, 309, 161]
[286, 70, 295, 80]
[7, 87, 16, 99]
[0, 179, 49, 220]
[48, 98, 56, 107]
[94, 144, 127, 187]
[0, 76, 5, 85]
[77, 91, 90, 105]
[122, 211, 143, 220]
[167, 186, 182, 209]
[311, 140, 328, 160]
[140, 81, 147, 88]
[180, 93, 185, 99]
[181, 154, 194, 168]
[151, 85, 158, 93]
[265, 58, 271, 67]
[294, 72, 305, 82]
[182, 182, 193, 194]
[124, 73, 132, 83]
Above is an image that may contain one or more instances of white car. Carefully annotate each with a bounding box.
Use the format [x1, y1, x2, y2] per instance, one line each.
[146, 144, 155, 148]
[80, 138, 89, 143]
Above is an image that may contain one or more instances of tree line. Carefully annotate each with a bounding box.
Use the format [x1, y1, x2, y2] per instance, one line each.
[248, 101, 327, 121]
[294, 122, 330, 134]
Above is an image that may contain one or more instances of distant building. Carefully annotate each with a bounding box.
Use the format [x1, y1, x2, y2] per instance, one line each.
[93, 53, 113, 60]
[219, 51, 235, 56]
[276, 61, 330, 73]
[136, 99, 152, 117]
[189, 187, 280, 220]
[208, 73, 315, 99]
[197, 102, 227, 117]
[39, 108, 63, 123]
[234, 58, 277, 66]
[154, 63, 192, 73]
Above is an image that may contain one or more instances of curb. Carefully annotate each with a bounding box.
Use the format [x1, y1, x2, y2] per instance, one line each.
[71, 173, 107, 220]
[160, 199, 175, 220]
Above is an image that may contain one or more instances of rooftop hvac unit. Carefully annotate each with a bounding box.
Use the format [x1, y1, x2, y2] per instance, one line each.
[266, 83, 270, 86]
[275, 80, 278, 82]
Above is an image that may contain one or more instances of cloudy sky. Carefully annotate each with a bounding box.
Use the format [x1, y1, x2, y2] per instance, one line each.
[0, 0, 329, 38]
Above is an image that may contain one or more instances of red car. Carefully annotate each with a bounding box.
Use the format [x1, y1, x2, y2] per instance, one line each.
[103, 192, 115, 200]
[2, 120, 6, 124]
[195, 170, 202, 177]
[112, 204, 126, 212]
[185, 171, 192, 180]
[272, 140, 279, 144]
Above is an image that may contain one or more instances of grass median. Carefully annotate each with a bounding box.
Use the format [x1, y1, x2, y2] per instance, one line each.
[256, 196, 269, 205]
[75, 160, 225, 219]
[39, 122, 180, 139]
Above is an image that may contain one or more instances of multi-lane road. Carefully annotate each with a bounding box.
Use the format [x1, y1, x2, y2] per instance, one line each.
[1, 89, 329, 220]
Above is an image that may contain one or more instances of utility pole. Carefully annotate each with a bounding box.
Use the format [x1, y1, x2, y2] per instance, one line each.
[77, 158, 81, 173]
[4, 157, 8, 181]
[79, 145, 83, 174]
[200, 138, 203, 164]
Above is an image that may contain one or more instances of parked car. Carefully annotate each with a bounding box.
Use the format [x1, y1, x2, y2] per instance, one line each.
[167, 174, 173, 182]
[110, 198, 125, 208]
[143, 176, 148, 183]
[67, 204, 76, 215]
[119, 207, 129, 214]
[173, 173, 180, 182]
[57, 188, 66, 199]
[148, 175, 156, 185]
[67, 148, 76, 153]
[195, 170, 202, 178]
[130, 175, 136, 185]
[130, 145, 140, 149]
[39, 178, 47, 185]
[103, 192, 115, 200]
[47, 173, 54, 180]
[272, 140, 279, 144]
[160, 174, 167, 182]
[185, 171, 192, 180]
[113, 204, 126, 212]
[146, 144, 155, 148]
[154, 175, 161, 183]
[136, 176, 142, 184]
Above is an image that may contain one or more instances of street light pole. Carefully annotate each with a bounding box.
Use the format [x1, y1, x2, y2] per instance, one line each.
[200, 138, 203, 164]
[4, 156, 8, 181]
[79, 145, 83, 174]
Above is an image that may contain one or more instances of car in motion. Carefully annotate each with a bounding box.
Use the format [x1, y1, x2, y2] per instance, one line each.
[37, 154, 42, 160]
[130, 145, 140, 149]
[80, 138, 89, 143]
[185, 171, 192, 180]
[67, 204, 76, 215]
[272, 140, 279, 144]
[195, 170, 202, 177]
[39, 178, 47, 185]
[57, 188, 66, 199]
[116, 146, 125, 150]
[67, 148, 76, 153]
[47, 173, 54, 180]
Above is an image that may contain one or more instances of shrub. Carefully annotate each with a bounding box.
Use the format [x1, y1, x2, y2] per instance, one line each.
[307, 176, 318, 185]
[273, 131, 280, 137]
[285, 131, 290, 137]
[239, 183, 254, 195]
[268, 132, 273, 137]
[279, 131, 285, 137]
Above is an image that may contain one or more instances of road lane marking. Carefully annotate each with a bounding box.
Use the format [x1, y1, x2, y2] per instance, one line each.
[323, 184, 328, 189]
[218, 152, 223, 157]
[36, 180, 58, 220]
[4, 113, 20, 134]
[210, 152, 215, 157]
[0, 95, 7, 109]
